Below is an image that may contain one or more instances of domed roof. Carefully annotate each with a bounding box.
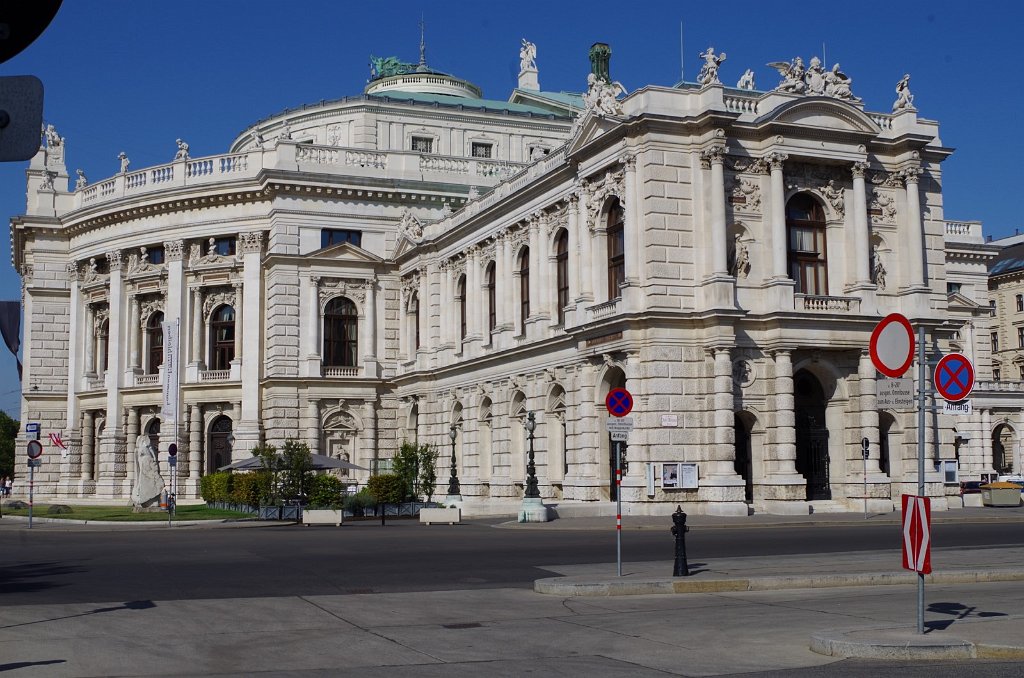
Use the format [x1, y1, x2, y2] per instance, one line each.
[364, 55, 482, 99]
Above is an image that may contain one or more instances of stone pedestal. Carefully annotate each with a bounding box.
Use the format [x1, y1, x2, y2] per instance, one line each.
[518, 496, 550, 522]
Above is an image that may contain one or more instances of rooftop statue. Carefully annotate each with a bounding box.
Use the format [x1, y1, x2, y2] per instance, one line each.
[369, 55, 418, 79]
[42, 123, 65, 166]
[174, 138, 190, 161]
[893, 73, 915, 112]
[696, 47, 726, 86]
[736, 69, 756, 90]
[769, 56, 859, 102]
[583, 73, 627, 117]
[520, 39, 537, 72]
[118, 151, 130, 174]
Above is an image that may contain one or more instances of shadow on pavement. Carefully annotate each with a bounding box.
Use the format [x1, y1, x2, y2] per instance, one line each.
[925, 601, 1009, 631]
[0, 599, 155, 630]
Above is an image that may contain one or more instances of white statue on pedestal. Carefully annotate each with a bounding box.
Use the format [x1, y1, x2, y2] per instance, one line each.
[130, 434, 165, 509]
[736, 69, 756, 90]
[519, 39, 537, 72]
[893, 74, 915, 111]
[696, 47, 726, 86]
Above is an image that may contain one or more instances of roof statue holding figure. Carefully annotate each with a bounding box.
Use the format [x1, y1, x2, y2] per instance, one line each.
[369, 55, 418, 80]
[893, 73, 916, 111]
[696, 47, 726, 86]
[736, 68, 756, 90]
[582, 42, 626, 117]
[518, 38, 540, 91]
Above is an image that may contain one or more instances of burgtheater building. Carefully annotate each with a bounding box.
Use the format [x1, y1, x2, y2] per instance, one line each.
[11, 41, 1021, 514]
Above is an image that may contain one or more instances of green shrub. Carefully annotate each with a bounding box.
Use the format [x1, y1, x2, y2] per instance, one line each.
[308, 474, 345, 508]
[200, 471, 234, 503]
[342, 489, 375, 515]
[231, 471, 271, 507]
[366, 473, 406, 504]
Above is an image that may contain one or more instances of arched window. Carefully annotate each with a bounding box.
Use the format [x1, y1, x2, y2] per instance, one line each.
[555, 230, 569, 325]
[209, 305, 235, 370]
[146, 312, 164, 375]
[146, 418, 161, 452]
[607, 199, 625, 299]
[518, 247, 530, 334]
[323, 297, 358, 367]
[786, 194, 828, 295]
[486, 262, 497, 335]
[457, 274, 467, 341]
[410, 292, 420, 351]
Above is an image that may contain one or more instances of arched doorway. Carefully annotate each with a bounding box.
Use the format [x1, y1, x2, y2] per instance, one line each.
[993, 424, 1015, 475]
[146, 418, 161, 452]
[879, 412, 895, 477]
[600, 366, 627, 501]
[794, 370, 830, 500]
[208, 416, 233, 474]
[734, 413, 754, 503]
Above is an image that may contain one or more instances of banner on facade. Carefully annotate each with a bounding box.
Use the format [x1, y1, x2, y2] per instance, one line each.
[161, 320, 179, 422]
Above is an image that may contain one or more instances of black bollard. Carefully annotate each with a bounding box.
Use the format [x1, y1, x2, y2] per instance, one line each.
[671, 505, 690, 577]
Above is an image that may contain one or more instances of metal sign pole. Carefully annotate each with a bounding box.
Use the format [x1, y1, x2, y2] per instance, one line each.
[28, 463, 34, 529]
[616, 440, 622, 577]
[863, 452, 868, 520]
[917, 325, 926, 635]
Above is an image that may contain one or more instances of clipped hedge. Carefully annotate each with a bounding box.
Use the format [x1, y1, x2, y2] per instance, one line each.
[200, 471, 234, 503]
[307, 474, 345, 509]
[231, 471, 272, 507]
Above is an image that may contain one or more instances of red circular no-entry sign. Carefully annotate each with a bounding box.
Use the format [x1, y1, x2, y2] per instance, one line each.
[869, 313, 916, 378]
[934, 353, 974, 402]
[26, 440, 43, 459]
[605, 388, 633, 417]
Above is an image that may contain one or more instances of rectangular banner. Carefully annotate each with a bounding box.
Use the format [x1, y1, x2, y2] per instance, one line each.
[161, 319, 180, 422]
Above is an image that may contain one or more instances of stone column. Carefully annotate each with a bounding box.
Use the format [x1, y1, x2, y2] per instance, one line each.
[84, 303, 96, 376]
[590, 207, 607, 303]
[851, 162, 872, 285]
[702, 146, 729, 276]
[232, 282, 243, 363]
[623, 154, 642, 282]
[190, 286, 203, 365]
[500, 233, 513, 328]
[772, 350, 799, 476]
[364, 277, 377, 370]
[128, 294, 140, 370]
[567, 194, 581, 304]
[474, 248, 486, 340]
[768, 153, 789, 279]
[902, 166, 926, 287]
[418, 268, 429, 348]
[466, 247, 479, 338]
[443, 263, 454, 346]
[81, 410, 95, 480]
[577, 186, 594, 302]
[238, 231, 264, 453]
[536, 215, 551, 319]
[307, 399, 321, 456]
[126, 407, 140, 489]
[711, 348, 736, 475]
[100, 251, 126, 489]
[189, 404, 202, 479]
[859, 351, 880, 461]
[306, 275, 321, 366]
[981, 408, 993, 471]
[66, 265, 82, 431]
[528, 215, 540, 318]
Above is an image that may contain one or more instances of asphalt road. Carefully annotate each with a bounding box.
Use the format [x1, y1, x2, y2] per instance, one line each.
[4, 518, 1023, 606]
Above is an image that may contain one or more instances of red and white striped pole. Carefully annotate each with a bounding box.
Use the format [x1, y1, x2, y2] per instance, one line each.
[616, 441, 622, 577]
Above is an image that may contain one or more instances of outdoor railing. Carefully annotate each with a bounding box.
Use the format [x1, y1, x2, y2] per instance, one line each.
[974, 380, 1024, 392]
[324, 366, 358, 377]
[199, 369, 231, 382]
[135, 374, 160, 386]
[796, 294, 860, 313]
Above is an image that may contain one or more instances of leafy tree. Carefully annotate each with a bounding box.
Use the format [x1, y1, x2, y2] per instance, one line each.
[366, 473, 406, 504]
[418, 443, 439, 503]
[252, 443, 280, 505]
[0, 411, 17, 479]
[280, 439, 313, 501]
[392, 441, 421, 501]
[307, 473, 345, 508]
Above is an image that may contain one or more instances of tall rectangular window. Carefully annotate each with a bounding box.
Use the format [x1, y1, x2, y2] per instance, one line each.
[1017, 294, 1023, 312]
[411, 136, 433, 153]
[992, 332, 999, 352]
[321, 229, 362, 249]
[1018, 327, 1024, 348]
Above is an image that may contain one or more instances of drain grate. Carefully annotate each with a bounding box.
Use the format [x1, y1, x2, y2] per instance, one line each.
[442, 622, 482, 629]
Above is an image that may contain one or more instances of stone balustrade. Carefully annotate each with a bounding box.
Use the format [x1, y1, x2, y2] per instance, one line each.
[324, 366, 358, 377]
[134, 374, 160, 386]
[590, 298, 620, 320]
[723, 95, 758, 114]
[795, 294, 861, 313]
[870, 114, 893, 130]
[199, 369, 231, 382]
[944, 220, 984, 241]
[975, 380, 1024, 392]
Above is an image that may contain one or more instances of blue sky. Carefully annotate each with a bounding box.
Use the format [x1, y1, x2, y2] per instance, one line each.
[0, 1, 1019, 418]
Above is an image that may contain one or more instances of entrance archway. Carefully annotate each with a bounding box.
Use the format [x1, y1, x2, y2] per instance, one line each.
[878, 412, 895, 477]
[993, 423, 1015, 475]
[208, 416, 233, 474]
[599, 367, 627, 501]
[794, 370, 830, 500]
[734, 413, 754, 502]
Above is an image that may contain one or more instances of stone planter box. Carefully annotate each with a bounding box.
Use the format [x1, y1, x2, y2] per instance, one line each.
[419, 507, 461, 525]
[302, 509, 343, 526]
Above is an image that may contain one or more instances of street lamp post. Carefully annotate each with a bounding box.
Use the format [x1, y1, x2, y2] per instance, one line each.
[518, 411, 549, 522]
[445, 424, 462, 504]
[524, 411, 539, 499]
